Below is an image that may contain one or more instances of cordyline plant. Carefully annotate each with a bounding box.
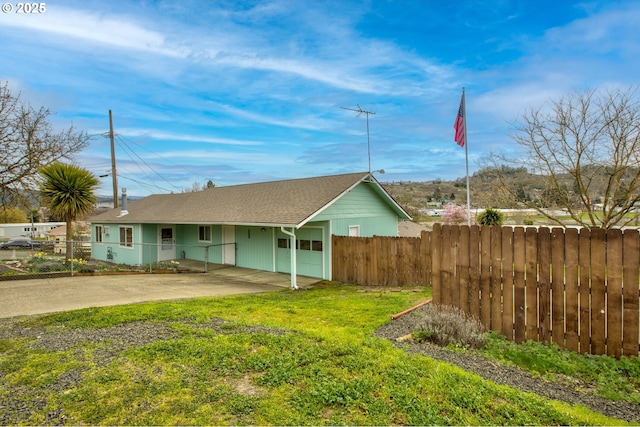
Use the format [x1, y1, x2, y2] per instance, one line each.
[40, 162, 99, 259]
[477, 208, 504, 226]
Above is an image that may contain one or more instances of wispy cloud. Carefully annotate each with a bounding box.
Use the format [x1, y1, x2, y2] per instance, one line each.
[117, 129, 263, 146]
[3, 0, 639, 195]
[0, 6, 186, 57]
[1, 2, 451, 96]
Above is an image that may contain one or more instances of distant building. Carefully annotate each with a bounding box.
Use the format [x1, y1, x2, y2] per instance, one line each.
[46, 222, 91, 255]
[0, 222, 65, 240]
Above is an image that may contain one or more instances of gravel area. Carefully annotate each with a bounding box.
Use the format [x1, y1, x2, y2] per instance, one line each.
[375, 304, 640, 424]
[0, 317, 291, 425]
[1, 307, 639, 425]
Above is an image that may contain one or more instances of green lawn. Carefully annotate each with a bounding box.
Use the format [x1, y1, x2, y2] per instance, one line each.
[0, 282, 632, 426]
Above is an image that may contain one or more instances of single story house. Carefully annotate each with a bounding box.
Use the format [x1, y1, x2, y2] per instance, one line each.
[89, 172, 410, 288]
[46, 222, 91, 255]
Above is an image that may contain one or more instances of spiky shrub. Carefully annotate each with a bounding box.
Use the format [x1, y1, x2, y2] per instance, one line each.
[413, 304, 487, 349]
[477, 208, 504, 226]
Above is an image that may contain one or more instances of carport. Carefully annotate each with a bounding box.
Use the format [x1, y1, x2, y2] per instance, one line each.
[172, 259, 320, 289]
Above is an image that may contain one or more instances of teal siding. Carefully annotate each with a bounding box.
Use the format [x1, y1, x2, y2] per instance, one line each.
[276, 223, 328, 278]
[235, 226, 274, 271]
[208, 225, 224, 264]
[174, 224, 222, 263]
[91, 223, 142, 265]
[314, 182, 399, 237]
[330, 217, 397, 237]
[141, 224, 158, 264]
[175, 224, 195, 260]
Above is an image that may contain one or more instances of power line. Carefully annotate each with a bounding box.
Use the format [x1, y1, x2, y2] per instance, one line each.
[118, 174, 175, 193]
[115, 133, 212, 182]
[115, 135, 183, 192]
[99, 128, 217, 194]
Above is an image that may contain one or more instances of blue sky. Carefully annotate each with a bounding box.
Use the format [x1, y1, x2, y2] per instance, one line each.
[1, 0, 639, 197]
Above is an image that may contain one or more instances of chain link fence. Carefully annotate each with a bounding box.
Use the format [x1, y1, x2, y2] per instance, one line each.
[0, 240, 231, 280]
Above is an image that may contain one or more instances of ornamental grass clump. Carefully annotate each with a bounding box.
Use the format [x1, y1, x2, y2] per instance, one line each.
[413, 304, 487, 349]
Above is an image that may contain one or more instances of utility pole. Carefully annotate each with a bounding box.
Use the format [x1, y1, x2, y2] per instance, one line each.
[341, 105, 376, 173]
[109, 110, 118, 209]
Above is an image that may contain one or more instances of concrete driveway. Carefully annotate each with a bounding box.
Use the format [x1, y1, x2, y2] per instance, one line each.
[0, 266, 319, 319]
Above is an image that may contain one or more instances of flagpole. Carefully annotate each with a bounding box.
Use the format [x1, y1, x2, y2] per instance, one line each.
[454, 87, 471, 225]
[463, 88, 470, 226]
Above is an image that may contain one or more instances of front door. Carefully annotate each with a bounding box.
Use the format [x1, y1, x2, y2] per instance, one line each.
[158, 225, 175, 261]
[222, 225, 236, 265]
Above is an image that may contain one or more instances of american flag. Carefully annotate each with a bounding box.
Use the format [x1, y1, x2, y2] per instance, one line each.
[454, 92, 466, 148]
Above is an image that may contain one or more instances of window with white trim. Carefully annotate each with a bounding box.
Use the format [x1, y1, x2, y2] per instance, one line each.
[198, 225, 211, 242]
[119, 226, 133, 248]
[95, 225, 103, 243]
[348, 225, 360, 237]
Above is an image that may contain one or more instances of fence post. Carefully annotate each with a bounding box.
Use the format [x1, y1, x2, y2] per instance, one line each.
[606, 228, 623, 358]
[538, 227, 552, 344]
[565, 228, 580, 352]
[70, 240, 74, 276]
[513, 227, 526, 344]
[578, 228, 592, 354]
[501, 226, 514, 341]
[431, 224, 442, 304]
[479, 225, 491, 329]
[469, 225, 481, 320]
[551, 227, 565, 348]
[622, 229, 640, 356]
[590, 227, 607, 355]
[490, 226, 502, 332]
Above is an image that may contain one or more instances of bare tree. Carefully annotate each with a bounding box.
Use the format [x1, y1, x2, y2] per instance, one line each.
[182, 180, 215, 193]
[0, 82, 90, 208]
[490, 86, 640, 229]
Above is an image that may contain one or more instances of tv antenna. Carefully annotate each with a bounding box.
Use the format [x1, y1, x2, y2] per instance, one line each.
[341, 104, 376, 172]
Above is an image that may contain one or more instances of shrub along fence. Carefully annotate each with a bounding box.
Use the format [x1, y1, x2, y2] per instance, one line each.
[332, 224, 640, 357]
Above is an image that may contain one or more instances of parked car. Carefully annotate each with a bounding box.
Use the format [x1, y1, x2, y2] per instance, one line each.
[0, 239, 45, 250]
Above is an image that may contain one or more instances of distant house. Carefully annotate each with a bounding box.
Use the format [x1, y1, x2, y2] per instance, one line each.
[89, 172, 410, 287]
[46, 222, 91, 255]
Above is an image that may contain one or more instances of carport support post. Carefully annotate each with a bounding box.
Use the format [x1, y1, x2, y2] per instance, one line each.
[280, 227, 298, 290]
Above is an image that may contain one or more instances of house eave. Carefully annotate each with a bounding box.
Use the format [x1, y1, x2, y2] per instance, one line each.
[89, 219, 301, 228]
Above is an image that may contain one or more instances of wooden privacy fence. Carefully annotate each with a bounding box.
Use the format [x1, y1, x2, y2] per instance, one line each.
[332, 225, 640, 357]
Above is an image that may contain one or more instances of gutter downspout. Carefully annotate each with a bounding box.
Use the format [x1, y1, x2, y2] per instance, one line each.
[280, 226, 298, 290]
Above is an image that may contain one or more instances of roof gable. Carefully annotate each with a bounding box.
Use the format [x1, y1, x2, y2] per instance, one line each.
[90, 172, 410, 226]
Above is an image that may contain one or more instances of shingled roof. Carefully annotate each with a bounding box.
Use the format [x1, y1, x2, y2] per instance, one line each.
[90, 172, 409, 227]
